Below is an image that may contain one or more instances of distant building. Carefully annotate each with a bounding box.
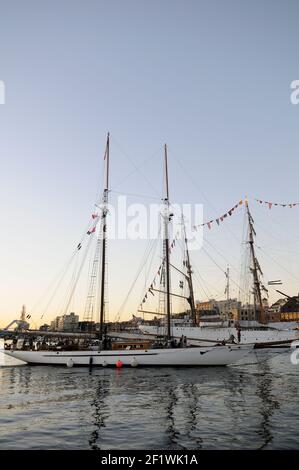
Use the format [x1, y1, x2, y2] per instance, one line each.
[50, 317, 60, 331]
[237, 299, 274, 323]
[215, 299, 241, 321]
[280, 296, 299, 313]
[267, 298, 287, 322]
[196, 300, 221, 323]
[50, 312, 79, 332]
[269, 298, 287, 313]
[227, 303, 257, 322]
[280, 295, 299, 321]
[239, 304, 256, 322]
[63, 312, 79, 331]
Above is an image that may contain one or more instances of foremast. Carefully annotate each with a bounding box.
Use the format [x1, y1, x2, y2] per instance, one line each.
[163, 144, 172, 340]
[182, 216, 197, 325]
[99, 133, 110, 341]
[225, 265, 231, 320]
[245, 199, 267, 324]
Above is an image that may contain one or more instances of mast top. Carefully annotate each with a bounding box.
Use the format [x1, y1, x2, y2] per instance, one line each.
[164, 144, 169, 202]
[104, 132, 110, 191]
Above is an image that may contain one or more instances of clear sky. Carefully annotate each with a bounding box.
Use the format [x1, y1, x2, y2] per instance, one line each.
[1, 0, 299, 327]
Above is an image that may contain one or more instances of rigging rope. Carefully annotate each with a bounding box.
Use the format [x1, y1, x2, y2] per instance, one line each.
[62, 234, 94, 316]
[110, 135, 162, 197]
[114, 233, 161, 323]
[201, 247, 247, 297]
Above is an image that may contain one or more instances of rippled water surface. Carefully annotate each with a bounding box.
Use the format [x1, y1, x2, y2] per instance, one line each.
[0, 347, 299, 450]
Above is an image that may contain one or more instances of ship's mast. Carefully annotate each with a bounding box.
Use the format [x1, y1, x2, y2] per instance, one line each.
[182, 217, 197, 325]
[245, 200, 266, 324]
[225, 265, 230, 318]
[99, 133, 110, 340]
[225, 266, 230, 302]
[164, 144, 171, 339]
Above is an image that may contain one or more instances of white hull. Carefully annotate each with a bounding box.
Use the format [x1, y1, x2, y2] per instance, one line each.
[4, 344, 252, 367]
[139, 325, 299, 345]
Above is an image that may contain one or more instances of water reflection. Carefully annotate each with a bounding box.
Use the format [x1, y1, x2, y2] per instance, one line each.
[88, 367, 252, 449]
[1, 351, 298, 450]
[165, 385, 179, 447]
[255, 360, 280, 449]
[89, 376, 109, 450]
[180, 383, 203, 447]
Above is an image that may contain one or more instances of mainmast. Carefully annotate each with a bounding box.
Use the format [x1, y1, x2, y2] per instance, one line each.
[182, 217, 197, 325]
[99, 133, 110, 340]
[164, 144, 172, 339]
[225, 265, 230, 317]
[245, 199, 266, 324]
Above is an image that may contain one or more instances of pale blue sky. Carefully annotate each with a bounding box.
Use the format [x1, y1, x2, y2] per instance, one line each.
[1, 0, 299, 325]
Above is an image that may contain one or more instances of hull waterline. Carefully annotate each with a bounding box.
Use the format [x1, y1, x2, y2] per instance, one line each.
[4, 344, 252, 367]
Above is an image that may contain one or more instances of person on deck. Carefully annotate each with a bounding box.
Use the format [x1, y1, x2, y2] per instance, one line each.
[236, 325, 241, 343]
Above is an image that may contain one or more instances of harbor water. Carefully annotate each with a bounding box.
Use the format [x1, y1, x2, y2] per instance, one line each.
[0, 342, 299, 449]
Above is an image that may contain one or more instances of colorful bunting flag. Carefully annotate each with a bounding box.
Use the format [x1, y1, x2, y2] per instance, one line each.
[87, 226, 96, 235]
[192, 199, 244, 232]
[255, 199, 299, 208]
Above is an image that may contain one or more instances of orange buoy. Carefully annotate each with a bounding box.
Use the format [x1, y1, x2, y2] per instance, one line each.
[116, 360, 123, 368]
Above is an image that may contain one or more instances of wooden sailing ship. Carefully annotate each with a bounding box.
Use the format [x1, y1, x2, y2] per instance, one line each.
[4, 135, 252, 366]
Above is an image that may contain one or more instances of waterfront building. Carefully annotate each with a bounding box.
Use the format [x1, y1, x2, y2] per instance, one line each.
[50, 312, 79, 332]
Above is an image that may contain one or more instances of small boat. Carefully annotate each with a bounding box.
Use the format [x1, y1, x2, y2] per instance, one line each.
[4, 135, 252, 367]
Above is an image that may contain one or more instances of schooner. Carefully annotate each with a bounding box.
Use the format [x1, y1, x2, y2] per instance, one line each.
[4, 135, 252, 366]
